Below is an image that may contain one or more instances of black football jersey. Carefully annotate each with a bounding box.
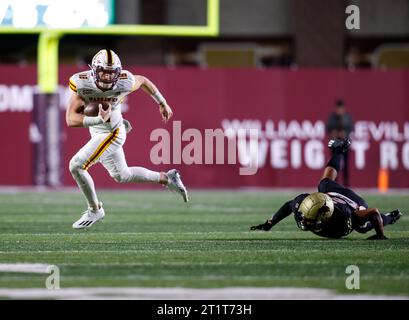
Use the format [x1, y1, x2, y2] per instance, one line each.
[312, 205, 353, 239]
[291, 193, 354, 239]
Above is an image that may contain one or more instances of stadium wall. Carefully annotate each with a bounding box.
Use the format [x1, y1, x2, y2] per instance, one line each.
[0, 65, 408, 188]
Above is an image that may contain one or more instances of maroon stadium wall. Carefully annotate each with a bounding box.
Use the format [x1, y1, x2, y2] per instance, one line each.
[1, 65, 408, 188]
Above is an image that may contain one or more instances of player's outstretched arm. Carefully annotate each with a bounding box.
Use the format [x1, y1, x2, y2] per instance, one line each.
[250, 201, 293, 231]
[134, 75, 173, 123]
[353, 208, 387, 240]
[250, 219, 273, 231]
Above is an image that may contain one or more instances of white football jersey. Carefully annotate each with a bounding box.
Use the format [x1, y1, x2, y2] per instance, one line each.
[69, 70, 137, 133]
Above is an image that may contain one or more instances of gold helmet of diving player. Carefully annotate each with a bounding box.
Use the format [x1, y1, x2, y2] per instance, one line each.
[298, 192, 334, 232]
[90, 49, 122, 90]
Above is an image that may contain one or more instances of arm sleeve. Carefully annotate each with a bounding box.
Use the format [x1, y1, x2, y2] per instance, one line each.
[270, 201, 293, 227]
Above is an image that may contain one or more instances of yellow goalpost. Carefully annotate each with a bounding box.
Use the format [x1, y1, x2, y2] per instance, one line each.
[0, 0, 220, 93]
[0, 0, 219, 187]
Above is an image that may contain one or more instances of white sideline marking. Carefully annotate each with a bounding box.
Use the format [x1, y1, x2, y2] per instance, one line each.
[0, 263, 49, 274]
[0, 287, 407, 300]
[0, 264, 407, 299]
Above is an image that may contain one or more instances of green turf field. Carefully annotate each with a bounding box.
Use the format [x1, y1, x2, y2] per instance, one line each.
[0, 190, 408, 296]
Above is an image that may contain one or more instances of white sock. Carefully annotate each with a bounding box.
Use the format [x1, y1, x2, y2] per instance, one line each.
[71, 168, 99, 208]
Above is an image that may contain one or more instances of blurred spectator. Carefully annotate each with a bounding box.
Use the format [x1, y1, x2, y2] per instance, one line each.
[326, 99, 353, 187]
[345, 47, 372, 69]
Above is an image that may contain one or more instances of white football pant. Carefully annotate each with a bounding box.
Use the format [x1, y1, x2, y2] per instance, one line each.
[69, 124, 160, 208]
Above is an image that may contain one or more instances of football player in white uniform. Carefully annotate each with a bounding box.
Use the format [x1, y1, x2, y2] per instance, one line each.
[66, 49, 189, 229]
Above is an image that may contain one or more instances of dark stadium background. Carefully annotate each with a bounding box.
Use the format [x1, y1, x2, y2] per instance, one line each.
[0, 0, 408, 190]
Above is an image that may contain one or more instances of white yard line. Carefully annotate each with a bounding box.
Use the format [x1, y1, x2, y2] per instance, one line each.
[0, 264, 407, 299]
[0, 287, 407, 300]
[0, 263, 50, 274]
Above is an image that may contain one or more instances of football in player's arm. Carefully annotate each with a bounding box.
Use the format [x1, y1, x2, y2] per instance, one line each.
[250, 138, 402, 240]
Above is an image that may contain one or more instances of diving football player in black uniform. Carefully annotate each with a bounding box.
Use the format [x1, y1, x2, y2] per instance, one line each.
[250, 138, 402, 240]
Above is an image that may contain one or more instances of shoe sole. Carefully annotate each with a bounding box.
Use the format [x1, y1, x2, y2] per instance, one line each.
[168, 171, 189, 203]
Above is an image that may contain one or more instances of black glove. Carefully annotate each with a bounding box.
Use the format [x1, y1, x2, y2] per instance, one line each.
[250, 220, 273, 231]
[367, 234, 388, 240]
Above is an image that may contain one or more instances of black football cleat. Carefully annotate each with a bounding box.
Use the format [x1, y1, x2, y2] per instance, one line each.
[386, 209, 402, 224]
[328, 137, 351, 153]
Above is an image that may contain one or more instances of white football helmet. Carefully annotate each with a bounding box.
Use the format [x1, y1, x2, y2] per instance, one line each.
[90, 49, 122, 90]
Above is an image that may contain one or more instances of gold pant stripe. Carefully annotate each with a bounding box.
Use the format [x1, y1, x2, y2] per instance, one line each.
[83, 128, 120, 171]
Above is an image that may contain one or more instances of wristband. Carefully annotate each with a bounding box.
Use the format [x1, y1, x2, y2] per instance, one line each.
[83, 116, 103, 127]
[151, 90, 166, 105]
